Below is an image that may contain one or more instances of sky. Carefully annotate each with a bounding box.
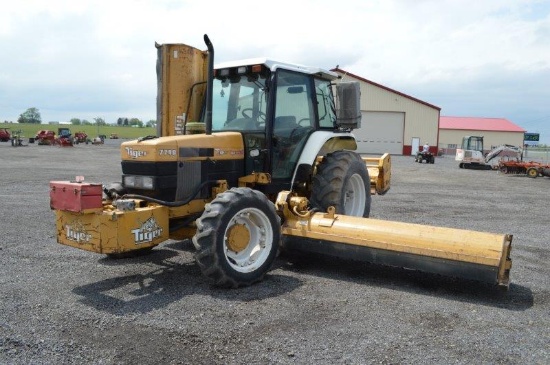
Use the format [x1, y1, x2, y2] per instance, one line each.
[1, 0, 549, 143]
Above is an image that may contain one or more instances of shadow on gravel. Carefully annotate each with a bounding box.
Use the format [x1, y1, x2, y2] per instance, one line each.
[279, 252, 534, 311]
[72, 248, 302, 314]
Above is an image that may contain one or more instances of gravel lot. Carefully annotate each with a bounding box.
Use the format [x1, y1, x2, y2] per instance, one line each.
[1, 139, 548, 364]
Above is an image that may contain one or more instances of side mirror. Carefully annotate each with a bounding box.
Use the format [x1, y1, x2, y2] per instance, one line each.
[335, 82, 361, 130]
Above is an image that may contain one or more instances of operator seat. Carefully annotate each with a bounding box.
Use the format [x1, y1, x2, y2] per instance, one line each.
[274, 115, 298, 136]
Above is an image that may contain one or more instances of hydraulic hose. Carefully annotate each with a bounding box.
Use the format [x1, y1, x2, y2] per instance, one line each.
[122, 180, 218, 207]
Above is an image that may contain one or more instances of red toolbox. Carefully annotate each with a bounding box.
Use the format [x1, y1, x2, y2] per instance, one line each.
[50, 181, 103, 213]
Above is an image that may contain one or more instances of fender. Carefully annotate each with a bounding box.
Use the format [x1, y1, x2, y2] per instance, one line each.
[291, 131, 357, 185]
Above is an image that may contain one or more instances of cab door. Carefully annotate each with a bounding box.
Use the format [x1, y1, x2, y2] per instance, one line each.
[271, 70, 315, 180]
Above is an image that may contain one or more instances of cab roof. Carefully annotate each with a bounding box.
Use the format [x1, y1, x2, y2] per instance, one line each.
[215, 58, 339, 81]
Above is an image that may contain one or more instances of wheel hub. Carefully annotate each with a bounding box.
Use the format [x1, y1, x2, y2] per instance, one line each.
[226, 224, 250, 253]
[343, 173, 365, 216]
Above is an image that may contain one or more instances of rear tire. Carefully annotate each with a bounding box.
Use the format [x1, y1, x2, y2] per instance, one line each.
[310, 150, 371, 218]
[192, 187, 280, 288]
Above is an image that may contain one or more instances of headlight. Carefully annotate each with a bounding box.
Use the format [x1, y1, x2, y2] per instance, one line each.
[141, 176, 154, 190]
[124, 175, 135, 187]
[123, 175, 155, 190]
[218, 68, 230, 76]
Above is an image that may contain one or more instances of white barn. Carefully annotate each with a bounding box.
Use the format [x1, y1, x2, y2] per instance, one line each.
[333, 69, 440, 155]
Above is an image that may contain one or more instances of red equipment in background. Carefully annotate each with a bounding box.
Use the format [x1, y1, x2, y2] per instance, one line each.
[35, 130, 56, 145]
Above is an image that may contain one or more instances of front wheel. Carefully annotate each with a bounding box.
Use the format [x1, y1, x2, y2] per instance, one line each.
[192, 188, 280, 288]
[310, 150, 371, 218]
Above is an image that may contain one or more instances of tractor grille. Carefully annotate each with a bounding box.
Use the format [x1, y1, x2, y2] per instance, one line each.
[121, 161, 177, 175]
[176, 161, 202, 201]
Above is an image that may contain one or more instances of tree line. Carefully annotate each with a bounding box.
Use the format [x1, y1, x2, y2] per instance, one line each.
[13, 107, 156, 128]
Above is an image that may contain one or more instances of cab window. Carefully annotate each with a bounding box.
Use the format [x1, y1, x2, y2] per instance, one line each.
[271, 70, 315, 179]
[315, 78, 337, 128]
[211, 75, 267, 132]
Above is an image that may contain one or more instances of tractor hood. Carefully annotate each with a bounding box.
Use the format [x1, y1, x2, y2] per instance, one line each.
[120, 132, 245, 162]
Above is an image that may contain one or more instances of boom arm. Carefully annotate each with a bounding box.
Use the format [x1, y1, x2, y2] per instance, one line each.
[485, 144, 523, 163]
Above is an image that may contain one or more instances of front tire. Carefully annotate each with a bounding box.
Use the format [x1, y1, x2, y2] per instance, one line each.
[192, 188, 280, 288]
[310, 150, 371, 218]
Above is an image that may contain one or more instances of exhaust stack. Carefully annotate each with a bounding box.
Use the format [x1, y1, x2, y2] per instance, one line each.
[203, 34, 214, 135]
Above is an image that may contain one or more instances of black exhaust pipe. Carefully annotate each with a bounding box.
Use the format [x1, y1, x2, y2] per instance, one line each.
[204, 34, 214, 135]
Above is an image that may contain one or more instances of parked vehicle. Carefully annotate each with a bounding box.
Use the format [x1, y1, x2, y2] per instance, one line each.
[50, 35, 512, 290]
[35, 130, 56, 145]
[456, 136, 522, 170]
[0, 128, 11, 142]
[498, 160, 550, 178]
[55, 127, 73, 146]
[415, 151, 435, 164]
[92, 136, 105, 145]
[10, 130, 25, 147]
[74, 132, 88, 144]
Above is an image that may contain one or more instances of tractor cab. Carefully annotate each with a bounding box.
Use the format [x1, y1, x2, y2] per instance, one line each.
[208, 59, 359, 194]
[119, 54, 364, 213]
[461, 135, 484, 152]
[456, 135, 486, 167]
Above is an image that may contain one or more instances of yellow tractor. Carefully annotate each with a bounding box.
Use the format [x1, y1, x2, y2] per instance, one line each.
[50, 35, 511, 289]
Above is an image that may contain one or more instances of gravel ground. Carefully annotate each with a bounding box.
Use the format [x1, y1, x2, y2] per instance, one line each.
[1, 139, 548, 364]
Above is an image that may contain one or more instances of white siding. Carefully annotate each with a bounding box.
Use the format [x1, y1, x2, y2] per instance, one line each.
[439, 130, 525, 152]
[353, 111, 404, 154]
[361, 82, 439, 148]
[335, 71, 440, 155]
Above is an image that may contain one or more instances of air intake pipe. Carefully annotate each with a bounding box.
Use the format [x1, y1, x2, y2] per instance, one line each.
[204, 34, 214, 135]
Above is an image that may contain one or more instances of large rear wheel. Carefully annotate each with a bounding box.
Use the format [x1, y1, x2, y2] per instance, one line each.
[310, 150, 371, 217]
[192, 187, 280, 288]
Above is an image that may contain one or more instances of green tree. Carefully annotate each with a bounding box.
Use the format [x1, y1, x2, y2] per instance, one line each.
[93, 117, 107, 126]
[70, 118, 82, 125]
[18, 107, 41, 124]
[146, 119, 157, 128]
[82, 119, 92, 125]
[129, 118, 143, 128]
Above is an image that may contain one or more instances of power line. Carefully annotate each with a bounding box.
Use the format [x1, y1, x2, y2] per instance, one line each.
[524, 115, 550, 123]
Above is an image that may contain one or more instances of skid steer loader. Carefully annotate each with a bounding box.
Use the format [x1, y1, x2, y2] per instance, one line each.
[50, 35, 511, 289]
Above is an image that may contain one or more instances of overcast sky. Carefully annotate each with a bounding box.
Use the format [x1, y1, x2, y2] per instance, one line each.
[1, 0, 549, 143]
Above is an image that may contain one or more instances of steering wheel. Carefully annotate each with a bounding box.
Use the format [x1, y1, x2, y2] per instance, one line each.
[289, 126, 311, 144]
[242, 108, 266, 122]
